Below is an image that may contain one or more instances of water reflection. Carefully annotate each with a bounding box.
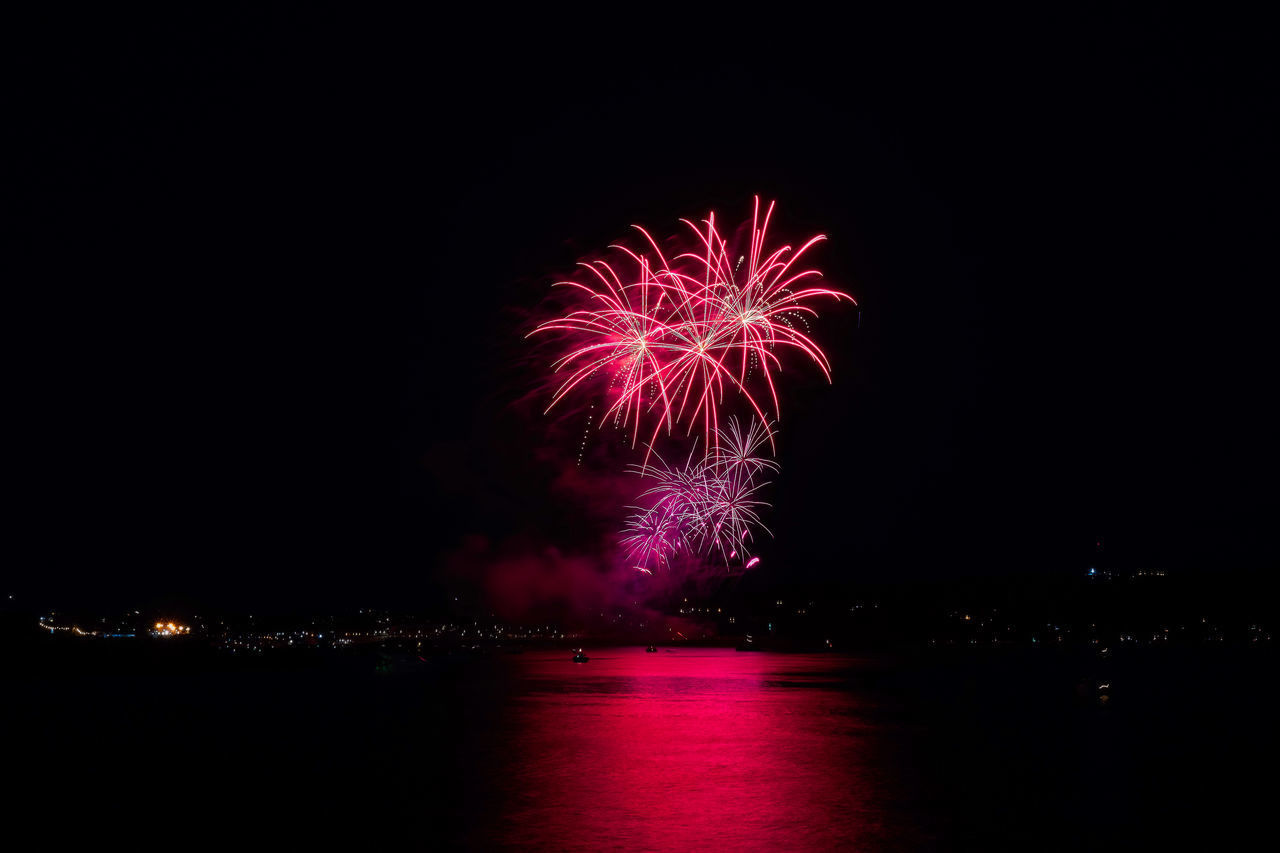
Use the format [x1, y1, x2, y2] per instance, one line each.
[479, 648, 928, 850]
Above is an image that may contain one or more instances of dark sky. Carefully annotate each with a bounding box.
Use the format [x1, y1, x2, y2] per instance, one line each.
[17, 9, 1276, 612]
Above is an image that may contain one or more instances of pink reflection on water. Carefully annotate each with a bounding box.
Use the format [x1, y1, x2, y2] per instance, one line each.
[482, 648, 921, 851]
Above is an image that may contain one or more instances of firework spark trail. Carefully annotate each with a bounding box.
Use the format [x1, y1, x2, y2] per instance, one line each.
[621, 417, 777, 574]
[529, 197, 854, 456]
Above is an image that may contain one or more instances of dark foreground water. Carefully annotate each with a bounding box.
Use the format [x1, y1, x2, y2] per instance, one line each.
[9, 645, 1276, 849]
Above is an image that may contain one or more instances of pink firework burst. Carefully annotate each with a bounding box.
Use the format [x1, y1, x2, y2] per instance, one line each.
[530, 197, 854, 454]
[621, 417, 776, 574]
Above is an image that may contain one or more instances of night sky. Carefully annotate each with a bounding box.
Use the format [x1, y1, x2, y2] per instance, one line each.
[17, 9, 1275, 612]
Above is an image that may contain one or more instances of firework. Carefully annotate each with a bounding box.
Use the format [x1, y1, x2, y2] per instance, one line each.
[621, 417, 776, 573]
[530, 197, 854, 453]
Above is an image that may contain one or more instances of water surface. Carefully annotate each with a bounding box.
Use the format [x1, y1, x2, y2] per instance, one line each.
[11, 643, 1274, 850]
[474, 648, 933, 850]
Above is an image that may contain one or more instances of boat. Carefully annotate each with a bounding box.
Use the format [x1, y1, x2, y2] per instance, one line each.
[645, 645, 658, 653]
[735, 633, 762, 651]
[572, 649, 589, 662]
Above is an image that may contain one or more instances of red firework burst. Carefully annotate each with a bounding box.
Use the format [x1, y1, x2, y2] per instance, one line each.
[529, 197, 854, 454]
